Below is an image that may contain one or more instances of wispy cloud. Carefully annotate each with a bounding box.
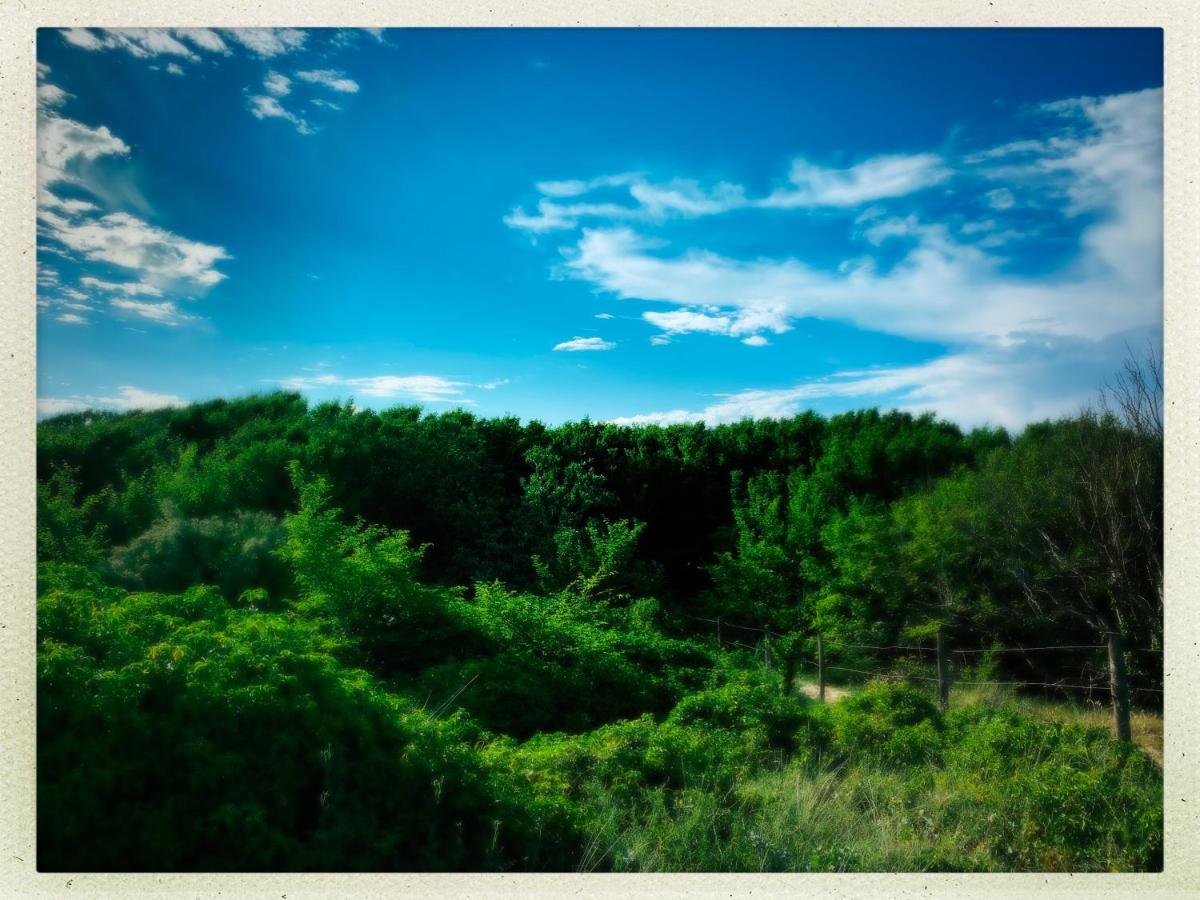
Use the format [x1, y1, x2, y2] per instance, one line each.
[263, 71, 291, 97]
[39, 210, 230, 289]
[760, 154, 950, 208]
[642, 306, 790, 339]
[37, 114, 129, 187]
[110, 298, 200, 327]
[246, 91, 313, 135]
[295, 69, 360, 93]
[36, 65, 231, 331]
[37, 385, 186, 419]
[276, 372, 488, 403]
[37, 82, 70, 109]
[221, 28, 307, 58]
[553, 336, 616, 352]
[504, 153, 950, 234]
[78, 276, 163, 297]
[520, 86, 1160, 427]
[564, 89, 1159, 349]
[58, 28, 226, 62]
[609, 340, 1112, 430]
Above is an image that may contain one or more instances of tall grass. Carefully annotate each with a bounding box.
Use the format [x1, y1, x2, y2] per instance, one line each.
[493, 679, 1164, 873]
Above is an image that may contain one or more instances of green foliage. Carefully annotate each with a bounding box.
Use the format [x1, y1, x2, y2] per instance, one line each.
[34, 390, 1162, 872]
[108, 508, 289, 601]
[37, 565, 581, 872]
[414, 584, 711, 736]
[825, 681, 944, 765]
[277, 465, 470, 672]
[37, 468, 106, 567]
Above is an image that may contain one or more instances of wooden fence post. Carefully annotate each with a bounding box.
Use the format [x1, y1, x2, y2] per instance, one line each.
[1107, 631, 1132, 742]
[936, 629, 950, 710]
[782, 645, 796, 696]
[817, 634, 826, 703]
[763, 626, 773, 671]
[716, 616, 722, 649]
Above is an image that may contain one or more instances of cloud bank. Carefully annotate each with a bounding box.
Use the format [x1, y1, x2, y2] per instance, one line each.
[509, 87, 1162, 429]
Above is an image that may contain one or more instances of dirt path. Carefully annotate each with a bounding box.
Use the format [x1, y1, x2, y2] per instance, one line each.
[795, 679, 852, 702]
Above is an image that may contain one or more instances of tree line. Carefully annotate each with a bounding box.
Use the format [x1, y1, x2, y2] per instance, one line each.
[34, 351, 1163, 871]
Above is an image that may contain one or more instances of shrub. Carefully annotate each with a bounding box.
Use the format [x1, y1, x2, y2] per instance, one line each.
[108, 509, 290, 601]
[37, 565, 581, 872]
[825, 681, 944, 764]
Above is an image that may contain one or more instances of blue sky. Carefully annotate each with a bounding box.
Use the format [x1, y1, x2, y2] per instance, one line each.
[36, 28, 1162, 428]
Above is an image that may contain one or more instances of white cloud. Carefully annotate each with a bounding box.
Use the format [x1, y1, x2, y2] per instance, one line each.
[37, 385, 186, 418]
[182, 29, 229, 53]
[861, 214, 922, 245]
[609, 339, 1119, 430]
[278, 373, 473, 403]
[986, 187, 1016, 210]
[55, 313, 88, 325]
[643, 309, 731, 335]
[37, 115, 130, 187]
[505, 154, 949, 235]
[221, 28, 307, 58]
[36, 83, 231, 329]
[246, 93, 313, 135]
[110, 298, 199, 326]
[641, 305, 790, 343]
[536, 179, 590, 198]
[527, 87, 1162, 427]
[295, 69, 360, 93]
[629, 179, 747, 218]
[553, 336, 616, 352]
[165, 62, 185, 76]
[37, 83, 70, 109]
[504, 198, 640, 233]
[741, 335, 769, 347]
[564, 87, 1161, 352]
[263, 71, 291, 97]
[79, 276, 163, 297]
[58, 28, 228, 62]
[594, 312, 615, 319]
[761, 154, 951, 209]
[39, 210, 230, 289]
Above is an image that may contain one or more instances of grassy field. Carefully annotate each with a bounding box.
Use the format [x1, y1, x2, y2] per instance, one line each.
[486, 674, 1166, 873]
[800, 677, 1163, 766]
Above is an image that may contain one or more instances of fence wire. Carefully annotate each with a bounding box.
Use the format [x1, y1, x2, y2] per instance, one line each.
[683, 612, 1163, 698]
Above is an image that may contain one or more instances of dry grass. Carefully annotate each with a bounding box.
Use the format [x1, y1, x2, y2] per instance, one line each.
[794, 677, 1163, 767]
[949, 685, 1163, 767]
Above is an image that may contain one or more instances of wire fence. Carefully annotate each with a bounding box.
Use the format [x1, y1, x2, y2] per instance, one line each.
[680, 611, 1165, 715]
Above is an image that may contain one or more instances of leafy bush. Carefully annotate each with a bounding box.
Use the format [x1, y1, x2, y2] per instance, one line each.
[108, 508, 290, 601]
[37, 565, 581, 872]
[412, 586, 711, 736]
[825, 681, 944, 764]
[276, 466, 476, 673]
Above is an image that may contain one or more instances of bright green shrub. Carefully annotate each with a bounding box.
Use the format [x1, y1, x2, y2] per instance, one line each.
[826, 681, 944, 764]
[667, 669, 826, 757]
[37, 566, 581, 872]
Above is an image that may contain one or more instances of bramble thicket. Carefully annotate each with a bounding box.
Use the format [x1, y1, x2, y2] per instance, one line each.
[36, 362, 1163, 871]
